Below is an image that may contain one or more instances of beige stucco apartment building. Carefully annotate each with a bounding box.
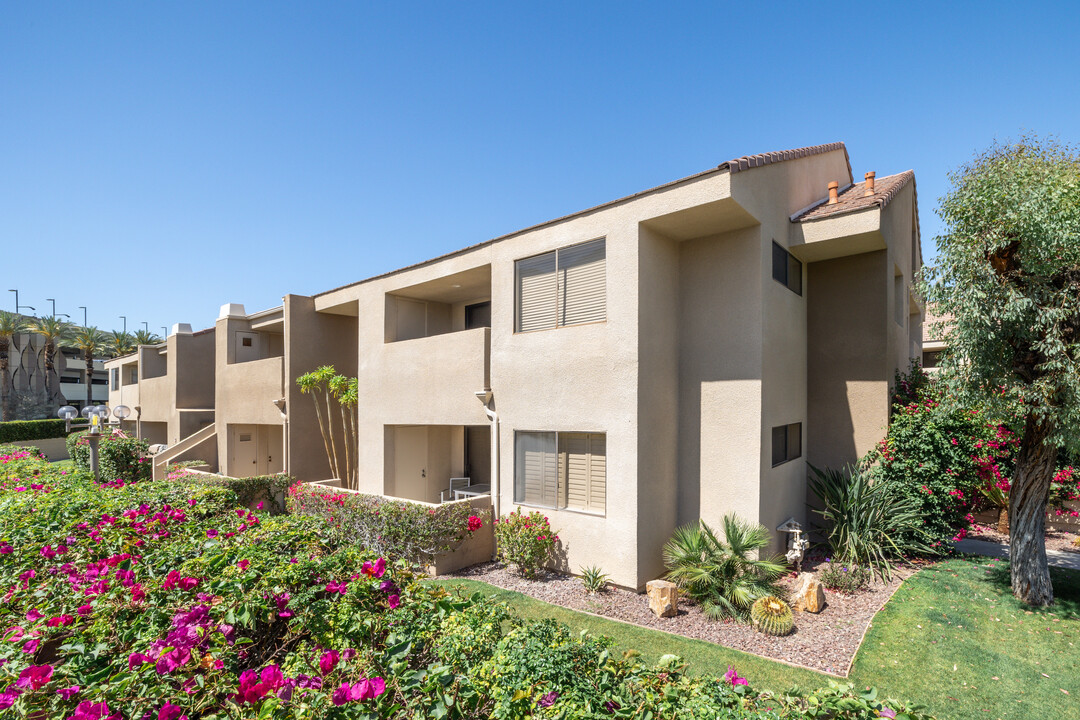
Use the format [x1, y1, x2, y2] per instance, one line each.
[108, 142, 922, 590]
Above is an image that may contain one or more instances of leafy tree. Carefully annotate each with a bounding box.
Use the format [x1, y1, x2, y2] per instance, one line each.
[66, 326, 111, 409]
[132, 329, 162, 346]
[28, 316, 72, 408]
[0, 311, 28, 421]
[297, 366, 358, 489]
[110, 330, 136, 356]
[921, 137, 1080, 605]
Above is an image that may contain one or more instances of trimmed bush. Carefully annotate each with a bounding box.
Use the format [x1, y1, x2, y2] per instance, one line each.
[287, 481, 486, 565]
[494, 509, 559, 577]
[166, 467, 292, 515]
[0, 418, 70, 443]
[66, 429, 150, 482]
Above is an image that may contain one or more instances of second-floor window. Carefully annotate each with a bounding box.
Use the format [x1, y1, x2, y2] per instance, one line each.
[515, 238, 606, 332]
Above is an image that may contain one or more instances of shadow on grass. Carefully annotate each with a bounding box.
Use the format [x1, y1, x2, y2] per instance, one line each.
[973, 555, 1080, 618]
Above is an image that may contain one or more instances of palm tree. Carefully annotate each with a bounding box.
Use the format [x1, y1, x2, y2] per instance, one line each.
[67, 326, 111, 409]
[132, 329, 162, 346]
[0, 311, 28, 421]
[110, 330, 136, 357]
[662, 513, 787, 621]
[29, 316, 72, 407]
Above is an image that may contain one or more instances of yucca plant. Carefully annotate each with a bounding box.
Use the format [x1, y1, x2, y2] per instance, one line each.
[580, 565, 610, 594]
[808, 463, 931, 580]
[662, 513, 787, 621]
[750, 596, 794, 636]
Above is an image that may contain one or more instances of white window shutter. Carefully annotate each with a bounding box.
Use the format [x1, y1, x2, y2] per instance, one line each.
[558, 239, 606, 327]
[516, 252, 557, 332]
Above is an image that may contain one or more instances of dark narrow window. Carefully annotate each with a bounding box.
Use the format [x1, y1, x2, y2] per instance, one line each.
[772, 422, 802, 466]
[111, 368, 119, 391]
[772, 241, 802, 296]
[465, 301, 491, 329]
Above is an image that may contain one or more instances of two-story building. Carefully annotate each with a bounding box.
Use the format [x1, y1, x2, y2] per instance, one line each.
[109, 141, 923, 589]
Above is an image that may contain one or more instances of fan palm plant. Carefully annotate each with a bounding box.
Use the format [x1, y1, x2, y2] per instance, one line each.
[28, 316, 71, 406]
[110, 330, 136, 357]
[662, 513, 787, 621]
[66, 326, 111, 409]
[0, 311, 28, 421]
[132, 329, 162, 346]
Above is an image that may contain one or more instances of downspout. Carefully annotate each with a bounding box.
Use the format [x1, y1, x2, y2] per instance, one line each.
[475, 390, 499, 560]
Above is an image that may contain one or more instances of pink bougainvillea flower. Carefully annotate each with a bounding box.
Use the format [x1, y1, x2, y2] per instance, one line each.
[131, 584, 147, 602]
[26, 608, 44, 622]
[319, 649, 339, 675]
[234, 665, 285, 704]
[0, 543, 12, 554]
[361, 557, 387, 579]
[47, 614, 75, 627]
[23, 638, 40, 653]
[68, 700, 116, 720]
[325, 580, 348, 594]
[467, 515, 483, 532]
[77, 604, 93, 616]
[256, 501, 264, 509]
[275, 593, 292, 618]
[0, 687, 22, 710]
[354, 676, 386, 701]
[237, 560, 249, 572]
[16, 664, 53, 690]
[206, 529, 219, 538]
[162, 570, 181, 590]
[387, 594, 400, 609]
[178, 577, 199, 591]
[155, 646, 191, 675]
[57, 685, 80, 700]
[538, 691, 559, 708]
[158, 701, 185, 720]
[331, 682, 351, 706]
[723, 665, 749, 686]
[877, 709, 897, 719]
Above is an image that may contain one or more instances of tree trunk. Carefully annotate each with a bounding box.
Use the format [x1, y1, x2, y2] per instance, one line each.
[0, 337, 9, 422]
[997, 506, 1010, 535]
[44, 341, 59, 405]
[1008, 414, 1057, 606]
[85, 348, 93, 409]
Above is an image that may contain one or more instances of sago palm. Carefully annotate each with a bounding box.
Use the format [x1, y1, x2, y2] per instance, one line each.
[0, 311, 28, 421]
[28, 316, 71, 406]
[662, 513, 787, 621]
[67, 326, 111, 408]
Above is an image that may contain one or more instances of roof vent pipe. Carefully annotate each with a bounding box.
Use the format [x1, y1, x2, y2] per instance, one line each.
[827, 181, 839, 204]
[863, 171, 876, 197]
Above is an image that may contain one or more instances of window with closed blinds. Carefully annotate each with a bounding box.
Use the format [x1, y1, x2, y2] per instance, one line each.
[514, 430, 606, 514]
[515, 238, 606, 332]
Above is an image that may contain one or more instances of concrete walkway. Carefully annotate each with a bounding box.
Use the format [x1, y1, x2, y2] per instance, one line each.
[954, 537, 1080, 571]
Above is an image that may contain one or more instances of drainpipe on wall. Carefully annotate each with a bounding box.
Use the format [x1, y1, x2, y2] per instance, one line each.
[475, 390, 499, 560]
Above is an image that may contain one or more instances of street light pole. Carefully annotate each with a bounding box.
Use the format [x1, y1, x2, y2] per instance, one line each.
[79, 306, 87, 327]
[142, 321, 148, 332]
[47, 298, 56, 316]
[8, 289, 16, 313]
[120, 316, 126, 333]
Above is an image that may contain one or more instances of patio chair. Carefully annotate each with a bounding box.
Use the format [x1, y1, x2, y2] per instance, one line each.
[440, 477, 471, 503]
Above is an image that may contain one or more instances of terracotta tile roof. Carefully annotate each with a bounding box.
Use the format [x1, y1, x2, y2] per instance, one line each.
[719, 141, 852, 179]
[795, 170, 915, 222]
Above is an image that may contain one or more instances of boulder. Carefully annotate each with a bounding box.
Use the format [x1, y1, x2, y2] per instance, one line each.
[792, 572, 826, 613]
[646, 579, 678, 618]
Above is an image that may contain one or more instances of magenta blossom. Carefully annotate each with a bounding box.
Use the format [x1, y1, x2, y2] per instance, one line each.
[319, 649, 339, 675]
[68, 700, 117, 720]
[387, 594, 400, 609]
[23, 638, 40, 653]
[275, 592, 293, 618]
[57, 685, 81, 700]
[129, 652, 154, 670]
[158, 701, 186, 720]
[723, 665, 749, 686]
[332, 677, 386, 705]
[538, 691, 559, 708]
[47, 614, 75, 627]
[0, 686, 20, 709]
[237, 559, 249, 572]
[361, 558, 387, 579]
[16, 664, 53, 690]
[206, 529, 219, 538]
[26, 608, 44, 622]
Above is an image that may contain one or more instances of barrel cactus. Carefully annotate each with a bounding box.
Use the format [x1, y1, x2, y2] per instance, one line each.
[750, 596, 794, 636]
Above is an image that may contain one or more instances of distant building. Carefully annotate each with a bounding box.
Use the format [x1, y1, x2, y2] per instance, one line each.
[922, 306, 952, 371]
[2, 329, 109, 419]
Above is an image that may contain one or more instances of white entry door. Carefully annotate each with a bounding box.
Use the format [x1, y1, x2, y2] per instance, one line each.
[393, 426, 428, 500]
[232, 424, 259, 477]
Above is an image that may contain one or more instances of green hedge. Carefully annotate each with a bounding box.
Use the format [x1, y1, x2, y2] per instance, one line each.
[66, 430, 151, 482]
[0, 418, 70, 443]
[165, 467, 293, 515]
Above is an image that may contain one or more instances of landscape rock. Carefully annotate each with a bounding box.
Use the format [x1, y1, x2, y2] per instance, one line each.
[646, 579, 678, 618]
[792, 572, 826, 613]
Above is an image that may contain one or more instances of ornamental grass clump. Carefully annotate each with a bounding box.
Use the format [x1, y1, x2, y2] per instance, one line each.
[494, 509, 559, 577]
[818, 559, 872, 594]
[662, 513, 786, 621]
[749, 596, 794, 636]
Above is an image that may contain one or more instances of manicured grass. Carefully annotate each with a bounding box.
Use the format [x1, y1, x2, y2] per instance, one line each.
[50, 458, 74, 470]
[428, 578, 831, 693]
[849, 556, 1080, 720]
[433, 558, 1080, 720]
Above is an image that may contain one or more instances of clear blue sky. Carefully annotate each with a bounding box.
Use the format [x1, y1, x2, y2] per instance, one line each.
[3, 2, 1078, 333]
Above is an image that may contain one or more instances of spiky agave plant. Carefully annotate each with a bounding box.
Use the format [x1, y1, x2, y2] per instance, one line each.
[662, 513, 787, 621]
[750, 596, 794, 636]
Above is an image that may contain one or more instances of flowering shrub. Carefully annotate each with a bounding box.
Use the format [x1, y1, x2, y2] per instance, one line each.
[0, 438, 935, 719]
[168, 467, 292, 514]
[287, 482, 487, 565]
[0, 444, 49, 482]
[494, 509, 559, 577]
[818, 559, 872, 594]
[66, 430, 151, 482]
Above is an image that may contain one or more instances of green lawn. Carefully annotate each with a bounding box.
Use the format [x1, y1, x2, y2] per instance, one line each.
[430, 557, 1080, 720]
[50, 458, 75, 470]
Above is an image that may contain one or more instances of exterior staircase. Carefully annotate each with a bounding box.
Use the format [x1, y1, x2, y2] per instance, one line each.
[152, 422, 218, 481]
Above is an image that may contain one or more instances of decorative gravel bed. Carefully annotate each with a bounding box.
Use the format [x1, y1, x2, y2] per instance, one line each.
[446, 557, 922, 677]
